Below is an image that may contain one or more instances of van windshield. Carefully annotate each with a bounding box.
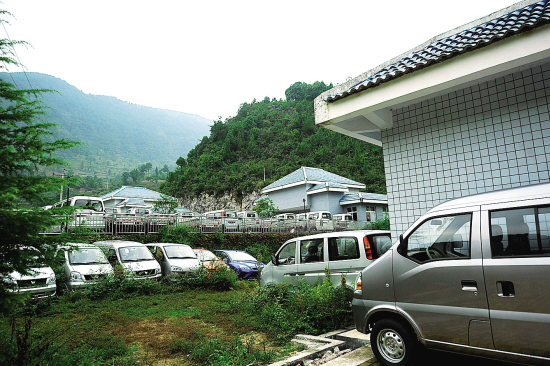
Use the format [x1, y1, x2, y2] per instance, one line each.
[74, 199, 103, 212]
[322, 213, 332, 219]
[69, 248, 109, 265]
[164, 245, 196, 259]
[224, 212, 237, 218]
[118, 246, 155, 262]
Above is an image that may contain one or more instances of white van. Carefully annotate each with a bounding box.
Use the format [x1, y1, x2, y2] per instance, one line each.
[260, 230, 392, 287]
[238, 210, 261, 231]
[306, 211, 334, 231]
[202, 209, 239, 232]
[60, 243, 113, 290]
[145, 243, 201, 276]
[93, 240, 161, 280]
[3, 249, 56, 299]
[333, 213, 354, 230]
[46, 196, 105, 230]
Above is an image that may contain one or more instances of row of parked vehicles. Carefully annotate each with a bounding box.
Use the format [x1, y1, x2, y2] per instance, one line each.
[42, 196, 359, 234]
[5, 241, 266, 297]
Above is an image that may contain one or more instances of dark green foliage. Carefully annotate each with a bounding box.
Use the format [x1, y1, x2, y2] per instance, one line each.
[0, 14, 79, 314]
[171, 335, 274, 366]
[251, 279, 354, 344]
[78, 273, 163, 301]
[165, 266, 239, 291]
[370, 215, 390, 230]
[252, 198, 278, 218]
[162, 81, 386, 199]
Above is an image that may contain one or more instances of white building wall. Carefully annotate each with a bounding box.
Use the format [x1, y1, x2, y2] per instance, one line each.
[382, 61, 550, 240]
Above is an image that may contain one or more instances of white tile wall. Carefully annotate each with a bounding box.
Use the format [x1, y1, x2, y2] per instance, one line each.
[382, 62, 550, 240]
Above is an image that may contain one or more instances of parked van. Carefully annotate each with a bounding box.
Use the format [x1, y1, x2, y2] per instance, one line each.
[93, 240, 161, 280]
[145, 243, 201, 276]
[260, 230, 392, 288]
[202, 209, 239, 232]
[305, 211, 334, 231]
[237, 210, 262, 231]
[333, 213, 354, 230]
[45, 196, 105, 230]
[352, 183, 550, 366]
[60, 243, 113, 290]
[3, 248, 56, 299]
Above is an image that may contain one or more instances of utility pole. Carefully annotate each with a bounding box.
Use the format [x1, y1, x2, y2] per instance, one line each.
[53, 168, 74, 202]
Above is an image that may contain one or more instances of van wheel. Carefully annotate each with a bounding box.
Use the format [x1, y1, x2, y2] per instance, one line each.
[371, 318, 418, 366]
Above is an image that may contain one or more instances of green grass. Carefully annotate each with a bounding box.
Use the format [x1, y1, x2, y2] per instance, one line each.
[0, 275, 352, 366]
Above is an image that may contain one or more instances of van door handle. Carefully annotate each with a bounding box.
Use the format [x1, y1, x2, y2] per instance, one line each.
[497, 281, 515, 297]
[461, 280, 478, 291]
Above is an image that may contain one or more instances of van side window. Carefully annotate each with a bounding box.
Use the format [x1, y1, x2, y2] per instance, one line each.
[300, 239, 324, 263]
[276, 242, 296, 265]
[405, 214, 471, 263]
[328, 237, 359, 261]
[490, 206, 550, 257]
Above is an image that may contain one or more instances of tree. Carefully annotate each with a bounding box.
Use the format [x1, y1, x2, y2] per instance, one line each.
[0, 10, 78, 312]
[252, 198, 278, 218]
[153, 194, 178, 214]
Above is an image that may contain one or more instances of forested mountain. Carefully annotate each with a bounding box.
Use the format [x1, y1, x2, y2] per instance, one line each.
[162, 81, 386, 201]
[0, 72, 211, 176]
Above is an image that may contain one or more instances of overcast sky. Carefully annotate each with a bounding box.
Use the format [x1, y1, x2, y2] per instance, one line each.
[2, 0, 519, 121]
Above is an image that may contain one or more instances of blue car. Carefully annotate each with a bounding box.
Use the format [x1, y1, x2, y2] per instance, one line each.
[212, 250, 264, 280]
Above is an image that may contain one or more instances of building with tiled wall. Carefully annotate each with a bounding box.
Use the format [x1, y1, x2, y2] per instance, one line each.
[385, 62, 550, 236]
[314, 0, 550, 239]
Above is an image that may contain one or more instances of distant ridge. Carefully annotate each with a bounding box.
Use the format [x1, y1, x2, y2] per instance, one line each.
[0, 72, 212, 176]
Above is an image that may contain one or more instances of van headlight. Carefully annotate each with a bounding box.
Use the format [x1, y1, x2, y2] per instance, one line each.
[69, 271, 82, 281]
[171, 266, 183, 272]
[354, 273, 362, 295]
[155, 268, 161, 275]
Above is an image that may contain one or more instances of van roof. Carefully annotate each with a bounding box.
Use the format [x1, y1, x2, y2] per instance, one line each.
[285, 230, 390, 242]
[93, 240, 144, 249]
[145, 243, 191, 248]
[427, 183, 550, 214]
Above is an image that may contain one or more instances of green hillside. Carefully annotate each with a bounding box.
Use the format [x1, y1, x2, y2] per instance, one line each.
[0, 72, 211, 177]
[162, 81, 386, 200]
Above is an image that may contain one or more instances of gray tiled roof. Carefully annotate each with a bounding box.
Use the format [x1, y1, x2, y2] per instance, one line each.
[340, 192, 388, 203]
[307, 182, 349, 192]
[326, 0, 550, 103]
[101, 186, 165, 200]
[263, 167, 365, 191]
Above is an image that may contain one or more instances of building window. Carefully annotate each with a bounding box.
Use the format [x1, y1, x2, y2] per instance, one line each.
[346, 206, 357, 221]
[366, 206, 376, 222]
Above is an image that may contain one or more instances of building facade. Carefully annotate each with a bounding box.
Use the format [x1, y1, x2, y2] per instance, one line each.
[314, 0, 550, 239]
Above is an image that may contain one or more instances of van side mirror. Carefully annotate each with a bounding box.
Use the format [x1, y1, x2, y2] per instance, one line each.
[271, 255, 278, 265]
[398, 234, 406, 255]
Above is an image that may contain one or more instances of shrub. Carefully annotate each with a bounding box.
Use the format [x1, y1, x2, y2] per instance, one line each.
[80, 273, 162, 301]
[250, 277, 354, 344]
[166, 266, 238, 291]
[171, 335, 274, 366]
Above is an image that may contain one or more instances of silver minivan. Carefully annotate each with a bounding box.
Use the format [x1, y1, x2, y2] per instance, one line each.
[60, 243, 113, 290]
[260, 230, 392, 288]
[352, 183, 550, 366]
[145, 243, 201, 276]
[94, 240, 161, 280]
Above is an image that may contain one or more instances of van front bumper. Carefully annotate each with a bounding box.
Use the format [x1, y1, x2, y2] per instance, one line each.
[352, 298, 370, 334]
[15, 284, 57, 299]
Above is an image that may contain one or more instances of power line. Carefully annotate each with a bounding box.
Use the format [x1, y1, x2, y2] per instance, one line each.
[1, 19, 33, 89]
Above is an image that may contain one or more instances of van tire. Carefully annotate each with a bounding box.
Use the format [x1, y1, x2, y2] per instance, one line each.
[371, 318, 418, 366]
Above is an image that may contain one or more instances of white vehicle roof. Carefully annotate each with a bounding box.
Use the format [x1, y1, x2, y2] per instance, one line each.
[145, 243, 192, 248]
[285, 230, 390, 242]
[93, 240, 145, 249]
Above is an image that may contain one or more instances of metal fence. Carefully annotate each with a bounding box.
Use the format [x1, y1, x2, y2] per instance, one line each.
[41, 213, 377, 235]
